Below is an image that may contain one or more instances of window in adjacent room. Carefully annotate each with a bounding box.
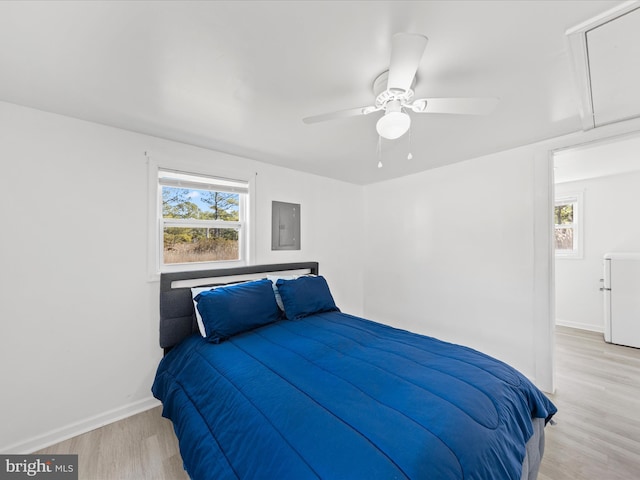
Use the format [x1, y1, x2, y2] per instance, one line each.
[158, 169, 249, 270]
[554, 193, 583, 258]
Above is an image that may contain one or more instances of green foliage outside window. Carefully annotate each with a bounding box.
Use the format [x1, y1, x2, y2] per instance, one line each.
[554, 202, 575, 251]
[554, 204, 573, 225]
[162, 186, 241, 263]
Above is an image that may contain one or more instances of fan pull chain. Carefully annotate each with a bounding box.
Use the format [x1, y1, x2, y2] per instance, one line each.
[407, 127, 413, 160]
[377, 135, 383, 168]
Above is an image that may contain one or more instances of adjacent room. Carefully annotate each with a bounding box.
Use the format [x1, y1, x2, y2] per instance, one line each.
[554, 134, 640, 334]
[1, 1, 639, 479]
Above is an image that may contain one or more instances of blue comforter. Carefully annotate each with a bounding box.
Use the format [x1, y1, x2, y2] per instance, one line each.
[152, 312, 556, 480]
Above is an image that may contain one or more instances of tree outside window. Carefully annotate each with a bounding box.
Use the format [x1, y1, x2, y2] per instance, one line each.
[554, 193, 583, 258]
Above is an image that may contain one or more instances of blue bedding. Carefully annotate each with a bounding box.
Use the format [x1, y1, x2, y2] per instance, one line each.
[152, 312, 556, 480]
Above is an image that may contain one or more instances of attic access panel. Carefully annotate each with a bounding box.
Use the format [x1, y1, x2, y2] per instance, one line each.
[587, 7, 640, 127]
[567, 3, 640, 129]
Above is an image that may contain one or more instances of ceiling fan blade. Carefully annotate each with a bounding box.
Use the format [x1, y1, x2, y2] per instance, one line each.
[302, 105, 379, 124]
[411, 97, 499, 115]
[387, 33, 428, 93]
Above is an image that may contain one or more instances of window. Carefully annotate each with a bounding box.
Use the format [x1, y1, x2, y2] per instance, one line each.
[554, 193, 583, 258]
[157, 169, 249, 271]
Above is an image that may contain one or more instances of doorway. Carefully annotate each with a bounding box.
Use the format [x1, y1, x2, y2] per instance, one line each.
[553, 133, 640, 335]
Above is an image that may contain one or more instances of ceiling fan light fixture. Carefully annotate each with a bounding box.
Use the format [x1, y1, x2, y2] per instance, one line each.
[376, 110, 411, 139]
[376, 99, 411, 139]
[301, 33, 499, 142]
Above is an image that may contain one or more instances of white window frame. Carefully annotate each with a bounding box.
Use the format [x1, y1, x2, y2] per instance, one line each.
[147, 154, 255, 280]
[554, 192, 584, 259]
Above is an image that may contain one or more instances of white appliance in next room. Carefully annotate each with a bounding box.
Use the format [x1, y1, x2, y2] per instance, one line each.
[602, 253, 640, 348]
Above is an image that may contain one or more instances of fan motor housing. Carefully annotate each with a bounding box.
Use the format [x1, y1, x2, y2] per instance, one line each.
[373, 70, 416, 107]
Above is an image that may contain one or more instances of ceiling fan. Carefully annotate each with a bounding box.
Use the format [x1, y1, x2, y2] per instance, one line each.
[303, 33, 499, 140]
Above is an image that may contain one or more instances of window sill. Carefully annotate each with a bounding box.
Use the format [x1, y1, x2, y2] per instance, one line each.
[555, 253, 584, 260]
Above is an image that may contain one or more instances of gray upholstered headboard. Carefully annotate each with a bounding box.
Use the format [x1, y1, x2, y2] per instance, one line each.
[159, 262, 319, 352]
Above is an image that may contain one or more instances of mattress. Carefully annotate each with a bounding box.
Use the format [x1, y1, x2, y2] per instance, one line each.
[153, 311, 556, 479]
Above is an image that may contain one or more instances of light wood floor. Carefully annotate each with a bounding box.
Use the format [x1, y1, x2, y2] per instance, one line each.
[35, 326, 640, 479]
[35, 406, 188, 480]
[538, 326, 640, 480]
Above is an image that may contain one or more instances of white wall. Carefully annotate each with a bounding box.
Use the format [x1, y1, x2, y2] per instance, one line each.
[555, 170, 640, 331]
[0, 101, 364, 453]
[363, 147, 541, 378]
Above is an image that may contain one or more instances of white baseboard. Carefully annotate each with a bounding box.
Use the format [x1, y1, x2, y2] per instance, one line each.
[2, 396, 161, 454]
[555, 318, 604, 333]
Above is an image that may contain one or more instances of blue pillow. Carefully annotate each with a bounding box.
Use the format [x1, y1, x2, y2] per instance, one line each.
[195, 279, 282, 343]
[276, 275, 339, 320]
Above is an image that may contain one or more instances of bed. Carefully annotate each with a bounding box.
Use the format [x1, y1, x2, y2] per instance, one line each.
[152, 262, 556, 480]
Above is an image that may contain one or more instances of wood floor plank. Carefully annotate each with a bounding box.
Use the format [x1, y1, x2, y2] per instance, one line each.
[34, 326, 640, 479]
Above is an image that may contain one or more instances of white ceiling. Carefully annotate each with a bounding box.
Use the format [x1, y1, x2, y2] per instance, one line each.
[554, 132, 640, 184]
[0, 0, 627, 185]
